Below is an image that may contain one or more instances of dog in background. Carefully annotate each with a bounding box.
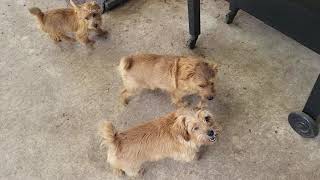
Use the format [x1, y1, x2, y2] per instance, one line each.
[119, 54, 218, 107]
[99, 107, 221, 177]
[29, 0, 107, 47]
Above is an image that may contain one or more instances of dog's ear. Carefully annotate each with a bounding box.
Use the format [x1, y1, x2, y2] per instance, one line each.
[70, 0, 80, 10]
[173, 116, 190, 141]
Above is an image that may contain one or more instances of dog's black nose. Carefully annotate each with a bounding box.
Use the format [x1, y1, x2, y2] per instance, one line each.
[207, 130, 215, 137]
[207, 96, 214, 100]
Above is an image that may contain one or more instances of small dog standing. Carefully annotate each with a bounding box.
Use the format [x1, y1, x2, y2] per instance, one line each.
[29, 0, 107, 47]
[99, 108, 221, 177]
[119, 54, 218, 106]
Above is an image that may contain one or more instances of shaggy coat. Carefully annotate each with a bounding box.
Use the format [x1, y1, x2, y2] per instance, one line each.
[99, 108, 221, 177]
[119, 54, 218, 106]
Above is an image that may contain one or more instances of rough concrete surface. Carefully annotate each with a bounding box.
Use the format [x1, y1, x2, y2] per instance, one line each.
[1, 0, 320, 179]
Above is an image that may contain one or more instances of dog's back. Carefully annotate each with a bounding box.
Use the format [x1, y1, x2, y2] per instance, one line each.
[119, 54, 179, 91]
[29, 7, 78, 33]
[99, 113, 182, 171]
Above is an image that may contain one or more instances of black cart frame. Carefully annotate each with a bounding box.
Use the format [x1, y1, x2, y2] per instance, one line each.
[288, 75, 320, 138]
[186, 0, 320, 137]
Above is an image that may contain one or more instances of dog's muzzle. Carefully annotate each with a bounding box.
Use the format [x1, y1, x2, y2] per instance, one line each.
[207, 130, 216, 142]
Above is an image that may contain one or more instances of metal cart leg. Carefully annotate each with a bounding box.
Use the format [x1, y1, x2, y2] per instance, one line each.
[289, 74, 320, 138]
[225, 0, 239, 24]
[102, 0, 128, 13]
[187, 0, 200, 49]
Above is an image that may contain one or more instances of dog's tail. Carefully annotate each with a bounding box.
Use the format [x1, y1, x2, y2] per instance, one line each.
[29, 7, 44, 24]
[119, 56, 133, 71]
[99, 121, 118, 148]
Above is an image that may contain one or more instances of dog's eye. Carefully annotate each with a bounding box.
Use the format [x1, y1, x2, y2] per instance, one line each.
[193, 127, 199, 131]
[205, 116, 211, 122]
[199, 84, 206, 88]
[92, 13, 96, 17]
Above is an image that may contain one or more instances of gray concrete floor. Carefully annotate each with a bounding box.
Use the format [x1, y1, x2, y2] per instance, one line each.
[1, 0, 320, 179]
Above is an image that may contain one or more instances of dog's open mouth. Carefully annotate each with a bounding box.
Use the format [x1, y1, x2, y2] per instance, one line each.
[209, 136, 216, 142]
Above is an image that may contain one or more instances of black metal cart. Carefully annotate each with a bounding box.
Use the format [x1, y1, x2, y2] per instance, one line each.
[186, 0, 320, 138]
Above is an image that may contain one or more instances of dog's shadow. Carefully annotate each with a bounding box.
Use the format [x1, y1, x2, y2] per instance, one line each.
[116, 90, 175, 128]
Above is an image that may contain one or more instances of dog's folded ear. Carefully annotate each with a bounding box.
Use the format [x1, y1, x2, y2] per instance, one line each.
[172, 116, 190, 141]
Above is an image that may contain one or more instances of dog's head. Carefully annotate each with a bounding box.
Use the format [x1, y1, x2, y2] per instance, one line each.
[70, 0, 103, 30]
[173, 108, 221, 146]
[179, 60, 218, 101]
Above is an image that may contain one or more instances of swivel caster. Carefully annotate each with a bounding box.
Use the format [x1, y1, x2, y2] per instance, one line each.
[225, 10, 239, 24]
[187, 36, 198, 49]
[288, 112, 319, 138]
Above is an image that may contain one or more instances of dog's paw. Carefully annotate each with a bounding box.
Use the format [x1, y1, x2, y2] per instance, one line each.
[97, 30, 108, 38]
[175, 101, 190, 108]
[121, 98, 129, 106]
[68, 38, 76, 42]
[138, 168, 145, 176]
[194, 152, 201, 161]
[197, 100, 209, 109]
[113, 168, 125, 177]
[86, 40, 96, 49]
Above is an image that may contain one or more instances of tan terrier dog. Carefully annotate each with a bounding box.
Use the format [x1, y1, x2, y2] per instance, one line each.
[119, 54, 218, 106]
[29, 0, 107, 47]
[99, 108, 221, 177]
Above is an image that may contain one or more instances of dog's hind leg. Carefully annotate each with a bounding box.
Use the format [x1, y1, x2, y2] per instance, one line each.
[112, 168, 125, 176]
[48, 33, 62, 43]
[61, 34, 76, 42]
[121, 88, 136, 105]
[122, 165, 142, 177]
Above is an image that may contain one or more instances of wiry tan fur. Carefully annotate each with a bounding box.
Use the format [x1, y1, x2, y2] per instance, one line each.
[99, 108, 221, 177]
[119, 53, 218, 106]
[29, 0, 107, 47]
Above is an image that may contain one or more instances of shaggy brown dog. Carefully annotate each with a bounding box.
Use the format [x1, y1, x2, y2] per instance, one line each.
[29, 0, 107, 47]
[119, 54, 218, 107]
[99, 108, 221, 177]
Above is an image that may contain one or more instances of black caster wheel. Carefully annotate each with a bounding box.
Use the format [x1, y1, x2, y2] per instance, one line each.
[288, 112, 319, 138]
[225, 12, 235, 24]
[187, 36, 198, 49]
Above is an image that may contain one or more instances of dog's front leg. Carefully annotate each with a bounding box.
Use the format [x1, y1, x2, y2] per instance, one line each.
[176, 151, 199, 162]
[197, 97, 208, 108]
[95, 27, 108, 38]
[121, 88, 134, 105]
[171, 92, 189, 107]
[76, 30, 95, 48]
